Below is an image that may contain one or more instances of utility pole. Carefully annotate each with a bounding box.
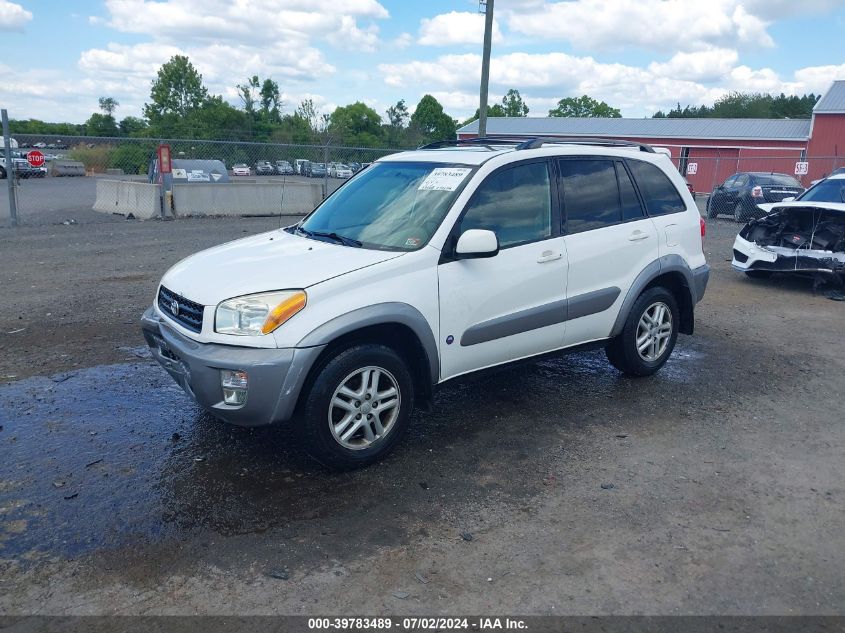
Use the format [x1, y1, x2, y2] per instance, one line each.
[2, 109, 19, 227]
[477, 0, 494, 138]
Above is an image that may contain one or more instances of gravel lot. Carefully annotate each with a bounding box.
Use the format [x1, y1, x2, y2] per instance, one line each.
[0, 209, 843, 615]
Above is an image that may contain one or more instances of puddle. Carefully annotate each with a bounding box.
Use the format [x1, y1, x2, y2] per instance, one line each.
[0, 343, 705, 567]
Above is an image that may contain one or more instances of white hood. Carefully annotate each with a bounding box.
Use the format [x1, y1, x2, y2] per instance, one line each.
[757, 201, 845, 215]
[160, 229, 404, 305]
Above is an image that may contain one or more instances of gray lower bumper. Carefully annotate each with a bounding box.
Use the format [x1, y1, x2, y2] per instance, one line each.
[691, 264, 710, 303]
[141, 307, 324, 427]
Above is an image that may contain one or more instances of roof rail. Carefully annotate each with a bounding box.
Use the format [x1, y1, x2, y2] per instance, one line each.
[419, 136, 656, 153]
[417, 137, 527, 150]
[515, 136, 656, 153]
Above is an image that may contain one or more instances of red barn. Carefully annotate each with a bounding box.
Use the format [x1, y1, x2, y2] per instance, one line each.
[456, 80, 845, 193]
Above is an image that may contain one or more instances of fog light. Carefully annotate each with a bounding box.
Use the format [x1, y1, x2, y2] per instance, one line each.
[221, 370, 248, 405]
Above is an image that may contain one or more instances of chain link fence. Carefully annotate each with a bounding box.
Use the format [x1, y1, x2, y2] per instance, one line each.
[2, 130, 843, 228]
[0, 133, 407, 228]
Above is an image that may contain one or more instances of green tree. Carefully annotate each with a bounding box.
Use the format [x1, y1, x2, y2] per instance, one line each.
[237, 75, 260, 115]
[85, 112, 119, 136]
[386, 99, 409, 128]
[260, 78, 282, 123]
[143, 55, 208, 123]
[548, 95, 621, 118]
[500, 89, 528, 117]
[329, 102, 384, 146]
[109, 143, 152, 174]
[410, 94, 457, 143]
[98, 96, 119, 117]
[119, 116, 148, 136]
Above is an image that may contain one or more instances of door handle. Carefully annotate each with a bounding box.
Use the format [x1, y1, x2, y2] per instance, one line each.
[628, 231, 650, 241]
[537, 250, 562, 263]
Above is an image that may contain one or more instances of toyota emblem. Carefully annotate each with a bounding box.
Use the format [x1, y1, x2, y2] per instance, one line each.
[170, 299, 180, 316]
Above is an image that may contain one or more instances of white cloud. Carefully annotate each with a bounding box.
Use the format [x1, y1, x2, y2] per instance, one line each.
[649, 49, 740, 83]
[380, 51, 845, 119]
[0, 0, 31, 31]
[393, 32, 413, 49]
[418, 11, 502, 46]
[504, 0, 774, 52]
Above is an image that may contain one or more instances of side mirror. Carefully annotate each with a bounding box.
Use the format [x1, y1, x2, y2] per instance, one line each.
[455, 229, 499, 259]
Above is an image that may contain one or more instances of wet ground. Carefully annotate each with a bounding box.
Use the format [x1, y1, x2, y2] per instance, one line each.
[1, 216, 843, 614]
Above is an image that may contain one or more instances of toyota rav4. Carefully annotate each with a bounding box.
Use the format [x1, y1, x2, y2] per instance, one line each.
[142, 137, 709, 469]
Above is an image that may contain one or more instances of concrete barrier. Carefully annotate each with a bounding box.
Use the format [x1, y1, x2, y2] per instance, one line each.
[93, 179, 160, 219]
[172, 181, 321, 217]
[50, 160, 85, 177]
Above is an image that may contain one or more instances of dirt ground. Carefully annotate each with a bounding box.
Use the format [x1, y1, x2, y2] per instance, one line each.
[0, 214, 843, 615]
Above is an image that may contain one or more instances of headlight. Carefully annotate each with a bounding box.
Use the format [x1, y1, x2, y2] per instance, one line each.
[215, 290, 306, 336]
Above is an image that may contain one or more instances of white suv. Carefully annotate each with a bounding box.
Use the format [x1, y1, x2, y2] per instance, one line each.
[142, 137, 709, 469]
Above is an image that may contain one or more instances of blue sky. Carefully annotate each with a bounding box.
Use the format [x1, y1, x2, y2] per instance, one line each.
[1, 0, 844, 125]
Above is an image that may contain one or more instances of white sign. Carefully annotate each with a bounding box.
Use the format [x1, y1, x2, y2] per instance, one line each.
[187, 170, 210, 182]
[418, 167, 472, 191]
[171, 168, 187, 179]
[686, 162, 698, 175]
[794, 162, 809, 176]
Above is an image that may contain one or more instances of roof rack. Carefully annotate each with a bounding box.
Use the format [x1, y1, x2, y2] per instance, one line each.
[418, 136, 656, 153]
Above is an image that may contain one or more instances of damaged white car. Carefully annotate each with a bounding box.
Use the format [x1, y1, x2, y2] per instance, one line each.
[731, 201, 845, 281]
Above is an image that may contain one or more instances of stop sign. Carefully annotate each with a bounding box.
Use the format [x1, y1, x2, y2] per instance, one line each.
[27, 150, 45, 168]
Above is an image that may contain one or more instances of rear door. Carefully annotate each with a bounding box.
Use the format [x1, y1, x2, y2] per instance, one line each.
[626, 158, 697, 271]
[559, 157, 659, 346]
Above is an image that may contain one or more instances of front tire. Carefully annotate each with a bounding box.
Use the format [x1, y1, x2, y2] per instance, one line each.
[297, 344, 414, 470]
[606, 287, 679, 377]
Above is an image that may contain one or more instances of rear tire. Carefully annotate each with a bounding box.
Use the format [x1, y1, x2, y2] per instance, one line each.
[745, 270, 772, 279]
[606, 287, 679, 377]
[297, 343, 414, 470]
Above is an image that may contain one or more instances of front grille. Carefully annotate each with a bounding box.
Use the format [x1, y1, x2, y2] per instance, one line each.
[733, 249, 749, 263]
[158, 286, 204, 333]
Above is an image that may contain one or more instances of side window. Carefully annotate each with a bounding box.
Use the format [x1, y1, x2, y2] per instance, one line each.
[559, 159, 624, 233]
[617, 162, 645, 221]
[627, 160, 686, 216]
[458, 162, 551, 248]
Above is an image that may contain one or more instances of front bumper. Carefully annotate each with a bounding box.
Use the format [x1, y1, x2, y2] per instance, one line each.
[141, 307, 324, 426]
[731, 235, 845, 275]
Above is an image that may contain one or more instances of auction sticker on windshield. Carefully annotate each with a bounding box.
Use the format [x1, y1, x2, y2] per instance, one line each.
[418, 167, 472, 191]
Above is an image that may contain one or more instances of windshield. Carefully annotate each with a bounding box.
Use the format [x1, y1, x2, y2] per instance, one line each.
[754, 174, 802, 187]
[299, 161, 473, 251]
[797, 179, 845, 203]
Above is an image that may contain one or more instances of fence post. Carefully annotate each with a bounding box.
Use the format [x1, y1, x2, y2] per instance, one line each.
[2, 109, 19, 227]
[322, 143, 329, 200]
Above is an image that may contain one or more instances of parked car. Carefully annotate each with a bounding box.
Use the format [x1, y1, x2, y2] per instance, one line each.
[758, 172, 845, 213]
[275, 160, 294, 175]
[349, 162, 362, 173]
[330, 163, 353, 179]
[308, 162, 327, 178]
[0, 155, 39, 179]
[255, 161, 274, 176]
[294, 159, 309, 175]
[731, 198, 845, 281]
[142, 137, 709, 469]
[707, 172, 805, 222]
[232, 163, 251, 176]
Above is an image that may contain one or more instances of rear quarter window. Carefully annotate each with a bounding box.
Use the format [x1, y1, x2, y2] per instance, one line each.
[628, 160, 686, 216]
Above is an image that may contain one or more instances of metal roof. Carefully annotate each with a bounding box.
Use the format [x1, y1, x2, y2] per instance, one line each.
[813, 80, 845, 113]
[456, 117, 812, 141]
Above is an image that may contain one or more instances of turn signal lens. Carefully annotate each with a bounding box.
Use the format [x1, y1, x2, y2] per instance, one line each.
[262, 291, 307, 334]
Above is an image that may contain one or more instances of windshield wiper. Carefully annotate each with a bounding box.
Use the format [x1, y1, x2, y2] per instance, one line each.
[295, 226, 362, 248]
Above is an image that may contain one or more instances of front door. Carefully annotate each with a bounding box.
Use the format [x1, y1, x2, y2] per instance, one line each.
[438, 160, 568, 381]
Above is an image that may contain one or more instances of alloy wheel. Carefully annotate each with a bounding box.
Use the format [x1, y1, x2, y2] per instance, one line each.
[328, 366, 401, 450]
[636, 302, 673, 362]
